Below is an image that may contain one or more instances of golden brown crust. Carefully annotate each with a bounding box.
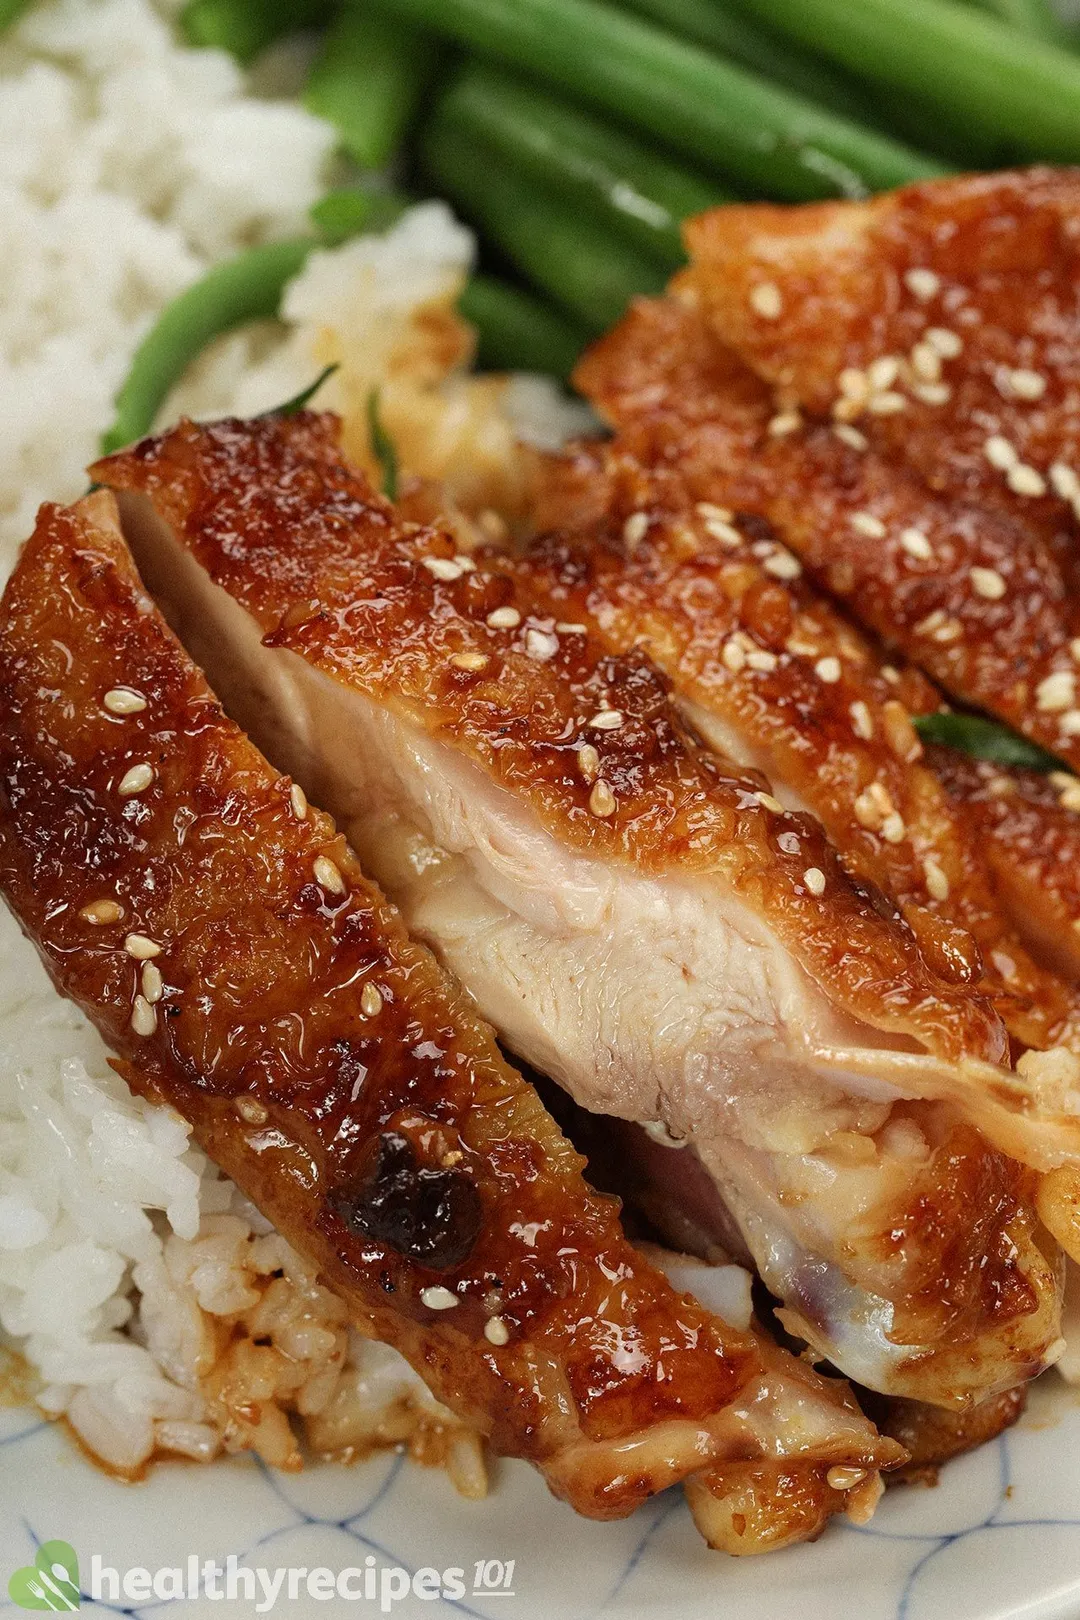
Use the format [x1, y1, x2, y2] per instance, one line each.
[0, 493, 911, 1518]
[577, 292, 1080, 782]
[683, 167, 1080, 533]
[93, 414, 1007, 1069]
[547, 299, 1080, 1052]
[930, 745, 1080, 984]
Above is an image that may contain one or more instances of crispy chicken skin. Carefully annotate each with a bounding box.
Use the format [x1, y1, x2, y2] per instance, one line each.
[575, 292, 1080, 782]
[93, 416, 1073, 1408]
[682, 168, 1080, 536]
[0, 493, 909, 1529]
[545, 297, 1080, 1046]
[677, 171, 1080, 772]
[929, 746, 1080, 985]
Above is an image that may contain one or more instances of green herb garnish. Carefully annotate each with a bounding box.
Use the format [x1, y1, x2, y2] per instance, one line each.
[913, 711, 1064, 773]
[367, 389, 399, 500]
[260, 363, 340, 419]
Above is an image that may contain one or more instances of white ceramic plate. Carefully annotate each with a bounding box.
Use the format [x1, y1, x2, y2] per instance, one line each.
[3, 1374, 1080, 1618]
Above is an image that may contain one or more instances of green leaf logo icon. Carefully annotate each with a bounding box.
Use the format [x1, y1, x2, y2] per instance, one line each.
[8, 1541, 80, 1610]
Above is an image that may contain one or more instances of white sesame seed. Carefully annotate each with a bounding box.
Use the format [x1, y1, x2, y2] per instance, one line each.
[970, 566, 1007, 600]
[130, 995, 157, 1038]
[623, 511, 650, 551]
[749, 281, 782, 319]
[881, 665, 900, 684]
[1059, 709, 1080, 737]
[589, 780, 617, 817]
[838, 367, 869, 401]
[484, 1316, 510, 1346]
[867, 390, 906, 415]
[1051, 463, 1080, 501]
[867, 355, 900, 392]
[767, 409, 802, 437]
[923, 858, 950, 901]
[423, 555, 467, 582]
[914, 609, 947, 637]
[932, 617, 963, 643]
[925, 327, 962, 358]
[827, 1465, 870, 1493]
[1070, 639, 1080, 664]
[141, 961, 163, 1004]
[525, 628, 559, 662]
[487, 605, 521, 630]
[762, 548, 802, 581]
[81, 899, 123, 925]
[850, 700, 874, 740]
[721, 637, 746, 673]
[696, 502, 733, 522]
[755, 791, 785, 815]
[290, 783, 307, 820]
[911, 381, 952, 406]
[815, 656, 842, 683]
[900, 528, 933, 561]
[103, 687, 147, 715]
[910, 342, 942, 382]
[987, 775, 1014, 798]
[450, 650, 490, 671]
[746, 648, 778, 673]
[833, 424, 868, 451]
[1007, 463, 1047, 498]
[420, 1286, 459, 1311]
[118, 763, 154, 797]
[1059, 780, 1080, 812]
[1007, 367, 1047, 400]
[361, 982, 383, 1017]
[880, 811, 907, 844]
[984, 435, 1018, 471]
[313, 855, 346, 894]
[803, 866, 826, 896]
[577, 744, 600, 782]
[589, 709, 623, 731]
[904, 268, 940, 302]
[1036, 671, 1077, 712]
[124, 933, 160, 960]
[702, 517, 743, 549]
[851, 511, 886, 539]
[555, 621, 587, 635]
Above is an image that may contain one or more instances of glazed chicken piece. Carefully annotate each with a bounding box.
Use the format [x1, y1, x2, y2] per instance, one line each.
[0, 492, 913, 1544]
[675, 171, 1080, 772]
[929, 747, 1080, 987]
[542, 296, 1080, 1041]
[95, 414, 1075, 1411]
[572, 291, 1080, 782]
[682, 168, 1080, 543]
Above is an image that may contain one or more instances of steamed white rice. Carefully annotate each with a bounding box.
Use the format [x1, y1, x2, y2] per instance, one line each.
[0, 0, 586, 1483]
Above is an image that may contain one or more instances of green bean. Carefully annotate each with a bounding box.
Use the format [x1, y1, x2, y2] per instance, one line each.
[101, 239, 313, 454]
[375, 0, 945, 199]
[179, 0, 332, 63]
[727, 0, 1080, 159]
[0, 0, 31, 29]
[304, 4, 439, 170]
[459, 275, 587, 381]
[965, 0, 1070, 46]
[436, 66, 723, 271]
[617, 0, 875, 124]
[912, 713, 1063, 772]
[422, 123, 666, 331]
[310, 185, 410, 246]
